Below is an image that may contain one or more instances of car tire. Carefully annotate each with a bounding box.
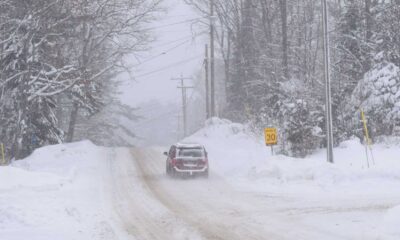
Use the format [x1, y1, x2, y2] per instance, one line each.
[166, 163, 170, 176]
[201, 168, 209, 178]
[171, 167, 179, 178]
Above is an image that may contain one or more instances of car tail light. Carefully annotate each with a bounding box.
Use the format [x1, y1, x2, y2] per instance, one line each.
[172, 159, 183, 166]
[171, 158, 177, 166]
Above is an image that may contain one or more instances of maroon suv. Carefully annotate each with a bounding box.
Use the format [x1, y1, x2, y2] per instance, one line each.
[164, 143, 209, 178]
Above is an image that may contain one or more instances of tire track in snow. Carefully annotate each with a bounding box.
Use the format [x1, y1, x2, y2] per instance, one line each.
[116, 147, 397, 240]
[130, 148, 284, 240]
[110, 148, 202, 240]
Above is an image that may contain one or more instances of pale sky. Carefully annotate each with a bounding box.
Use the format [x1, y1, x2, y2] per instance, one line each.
[119, 0, 206, 107]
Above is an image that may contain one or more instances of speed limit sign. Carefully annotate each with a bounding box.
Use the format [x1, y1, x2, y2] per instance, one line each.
[264, 128, 277, 146]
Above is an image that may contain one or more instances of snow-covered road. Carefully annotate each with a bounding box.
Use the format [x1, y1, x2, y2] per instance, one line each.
[108, 147, 398, 240]
[2, 119, 400, 239]
[127, 148, 281, 240]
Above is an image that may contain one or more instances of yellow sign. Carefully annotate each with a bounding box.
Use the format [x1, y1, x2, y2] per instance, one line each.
[264, 128, 277, 145]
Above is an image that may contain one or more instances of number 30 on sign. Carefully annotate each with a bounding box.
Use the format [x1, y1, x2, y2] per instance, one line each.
[264, 128, 277, 146]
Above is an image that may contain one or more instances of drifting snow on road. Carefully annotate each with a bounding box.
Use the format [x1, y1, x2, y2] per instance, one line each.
[126, 148, 336, 240]
[114, 118, 400, 240]
[1, 119, 400, 239]
[124, 148, 400, 240]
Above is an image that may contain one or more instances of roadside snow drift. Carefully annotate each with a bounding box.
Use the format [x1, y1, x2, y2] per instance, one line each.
[185, 118, 400, 239]
[0, 141, 127, 240]
[185, 118, 400, 188]
[1, 118, 400, 240]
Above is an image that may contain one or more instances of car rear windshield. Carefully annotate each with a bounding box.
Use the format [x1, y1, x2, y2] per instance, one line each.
[177, 148, 205, 158]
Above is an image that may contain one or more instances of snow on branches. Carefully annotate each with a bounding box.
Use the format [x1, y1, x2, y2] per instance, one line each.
[349, 61, 400, 136]
[0, 0, 161, 160]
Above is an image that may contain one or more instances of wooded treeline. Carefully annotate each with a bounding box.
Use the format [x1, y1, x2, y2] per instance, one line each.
[0, 0, 160, 160]
[187, 0, 400, 156]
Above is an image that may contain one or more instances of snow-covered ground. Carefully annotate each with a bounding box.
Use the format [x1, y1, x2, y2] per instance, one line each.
[1, 118, 400, 239]
[0, 141, 129, 240]
[185, 118, 400, 240]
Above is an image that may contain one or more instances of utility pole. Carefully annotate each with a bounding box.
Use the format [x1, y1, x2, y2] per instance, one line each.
[210, 0, 216, 117]
[322, 0, 334, 163]
[204, 44, 210, 119]
[176, 114, 181, 141]
[172, 74, 193, 138]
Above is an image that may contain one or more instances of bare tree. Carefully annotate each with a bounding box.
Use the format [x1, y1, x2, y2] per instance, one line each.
[0, 0, 161, 159]
[280, 0, 289, 80]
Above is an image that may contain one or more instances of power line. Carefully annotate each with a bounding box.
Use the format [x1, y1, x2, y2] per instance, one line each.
[132, 28, 208, 67]
[151, 34, 200, 48]
[132, 109, 180, 128]
[134, 54, 203, 79]
[133, 39, 192, 67]
[131, 77, 202, 136]
[139, 17, 205, 32]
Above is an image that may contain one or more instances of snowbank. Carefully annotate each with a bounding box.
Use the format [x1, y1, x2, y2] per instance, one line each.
[381, 205, 400, 239]
[185, 118, 400, 191]
[0, 167, 61, 191]
[0, 141, 128, 240]
[185, 118, 267, 176]
[185, 118, 400, 238]
[185, 118, 400, 197]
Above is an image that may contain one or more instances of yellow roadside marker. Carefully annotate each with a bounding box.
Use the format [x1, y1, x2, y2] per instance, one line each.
[361, 109, 375, 167]
[1, 143, 5, 165]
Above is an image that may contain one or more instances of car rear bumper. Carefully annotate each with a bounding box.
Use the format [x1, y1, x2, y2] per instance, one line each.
[173, 166, 208, 175]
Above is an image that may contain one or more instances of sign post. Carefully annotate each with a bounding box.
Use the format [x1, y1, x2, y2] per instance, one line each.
[264, 128, 278, 155]
[361, 109, 375, 167]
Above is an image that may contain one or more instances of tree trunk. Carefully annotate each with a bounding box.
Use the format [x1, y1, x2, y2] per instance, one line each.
[280, 0, 289, 80]
[224, 30, 231, 104]
[364, 0, 372, 70]
[66, 103, 79, 142]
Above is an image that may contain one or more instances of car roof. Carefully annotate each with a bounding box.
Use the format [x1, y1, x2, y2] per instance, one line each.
[175, 142, 204, 149]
